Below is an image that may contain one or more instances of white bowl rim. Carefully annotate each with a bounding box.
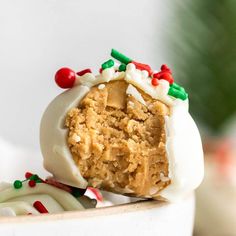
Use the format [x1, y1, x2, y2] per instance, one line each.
[0, 200, 168, 224]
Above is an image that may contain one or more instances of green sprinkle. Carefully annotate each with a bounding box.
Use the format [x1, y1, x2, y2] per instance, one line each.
[72, 188, 87, 198]
[168, 87, 188, 100]
[30, 175, 39, 181]
[171, 82, 185, 92]
[171, 82, 181, 90]
[111, 49, 132, 65]
[119, 64, 127, 71]
[101, 59, 114, 70]
[13, 180, 23, 189]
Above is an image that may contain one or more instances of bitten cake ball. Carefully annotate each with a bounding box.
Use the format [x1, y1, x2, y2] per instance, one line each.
[40, 49, 204, 201]
[66, 80, 170, 197]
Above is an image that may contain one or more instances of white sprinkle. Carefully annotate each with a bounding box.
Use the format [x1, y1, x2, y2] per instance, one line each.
[101, 67, 115, 82]
[141, 70, 149, 79]
[126, 63, 136, 71]
[98, 84, 106, 90]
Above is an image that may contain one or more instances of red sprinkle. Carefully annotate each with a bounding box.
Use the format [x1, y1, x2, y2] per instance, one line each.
[25, 172, 33, 179]
[55, 67, 76, 89]
[153, 72, 162, 79]
[161, 64, 172, 74]
[160, 72, 174, 84]
[151, 78, 159, 86]
[28, 180, 36, 188]
[45, 178, 72, 193]
[99, 68, 103, 74]
[153, 68, 174, 84]
[87, 187, 103, 201]
[33, 201, 49, 214]
[76, 68, 92, 76]
[132, 61, 153, 76]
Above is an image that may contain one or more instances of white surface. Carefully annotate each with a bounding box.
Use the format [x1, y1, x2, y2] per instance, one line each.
[0, 194, 195, 236]
[0, 137, 47, 182]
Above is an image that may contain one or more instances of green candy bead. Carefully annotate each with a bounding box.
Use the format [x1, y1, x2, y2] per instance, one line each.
[101, 59, 114, 70]
[13, 180, 23, 189]
[119, 64, 127, 72]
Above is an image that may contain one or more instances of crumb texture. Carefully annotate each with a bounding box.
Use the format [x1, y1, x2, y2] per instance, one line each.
[66, 80, 171, 197]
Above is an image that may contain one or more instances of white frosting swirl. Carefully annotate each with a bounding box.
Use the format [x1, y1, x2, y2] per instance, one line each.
[0, 182, 84, 216]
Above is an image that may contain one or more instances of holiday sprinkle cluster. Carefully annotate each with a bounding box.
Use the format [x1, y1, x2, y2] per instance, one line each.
[54, 49, 188, 101]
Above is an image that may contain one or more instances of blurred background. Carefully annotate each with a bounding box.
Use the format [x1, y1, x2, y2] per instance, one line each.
[0, 0, 236, 235]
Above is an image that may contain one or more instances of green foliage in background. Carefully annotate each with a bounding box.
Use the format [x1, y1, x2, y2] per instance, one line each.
[169, 0, 236, 134]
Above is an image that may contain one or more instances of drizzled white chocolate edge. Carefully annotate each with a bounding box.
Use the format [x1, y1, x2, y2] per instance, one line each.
[162, 101, 204, 201]
[0, 182, 84, 216]
[40, 63, 204, 202]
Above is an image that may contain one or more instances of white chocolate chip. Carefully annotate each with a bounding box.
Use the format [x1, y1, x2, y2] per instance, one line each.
[126, 84, 146, 106]
[98, 84, 105, 90]
[72, 134, 81, 143]
[160, 173, 170, 182]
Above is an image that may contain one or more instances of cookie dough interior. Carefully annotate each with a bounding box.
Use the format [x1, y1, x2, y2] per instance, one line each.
[65, 80, 171, 198]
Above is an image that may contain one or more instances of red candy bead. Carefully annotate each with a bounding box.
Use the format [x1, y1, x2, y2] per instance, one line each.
[99, 68, 103, 74]
[25, 172, 33, 179]
[28, 180, 36, 188]
[33, 201, 49, 214]
[151, 78, 159, 86]
[55, 67, 76, 89]
[76, 68, 92, 76]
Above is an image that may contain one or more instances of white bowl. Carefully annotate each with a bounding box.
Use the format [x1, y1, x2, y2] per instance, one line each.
[0, 194, 195, 236]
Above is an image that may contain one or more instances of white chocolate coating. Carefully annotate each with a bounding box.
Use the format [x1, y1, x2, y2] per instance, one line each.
[40, 64, 204, 201]
[162, 100, 204, 201]
[40, 85, 90, 188]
